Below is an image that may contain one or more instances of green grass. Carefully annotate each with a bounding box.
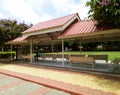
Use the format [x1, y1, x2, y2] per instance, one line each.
[1, 51, 119, 61]
[49, 51, 120, 61]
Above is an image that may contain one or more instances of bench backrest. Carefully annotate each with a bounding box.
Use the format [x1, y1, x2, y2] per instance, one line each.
[21, 55, 29, 58]
[42, 54, 56, 59]
[69, 56, 95, 64]
[21, 55, 31, 60]
[70, 54, 85, 57]
[88, 55, 108, 62]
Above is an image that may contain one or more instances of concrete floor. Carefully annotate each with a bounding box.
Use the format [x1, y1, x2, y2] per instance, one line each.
[0, 73, 70, 95]
[0, 63, 120, 95]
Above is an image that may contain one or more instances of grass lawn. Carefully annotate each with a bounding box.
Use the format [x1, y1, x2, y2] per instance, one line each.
[50, 51, 120, 61]
[0, 51, 119, 61]
[0, 51, 16, 58]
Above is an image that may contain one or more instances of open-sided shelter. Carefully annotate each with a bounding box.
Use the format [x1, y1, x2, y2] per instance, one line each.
[6, 13, 120, 66]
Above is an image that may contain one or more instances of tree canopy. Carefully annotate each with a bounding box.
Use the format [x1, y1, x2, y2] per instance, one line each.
[86, 0, 120, 27]
[0, 19, 32, 45]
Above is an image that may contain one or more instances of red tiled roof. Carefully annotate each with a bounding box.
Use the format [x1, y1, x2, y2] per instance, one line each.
[23, 13, 78, 33]
[5, 36, 28, 44]
[60, 20, 113, 38]
[12, 36, 28, 41]
[61, 20, 97, 37]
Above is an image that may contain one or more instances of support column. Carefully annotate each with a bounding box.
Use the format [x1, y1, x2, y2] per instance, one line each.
[51, 41, 54, 52]
[30, 39, 33, 63]
[62, 38, 64, 66]
[15, 45, 18, 60]
[33, 45, 34, 55]
[79, 38, 82, 54]
[10, 44, 12, 61]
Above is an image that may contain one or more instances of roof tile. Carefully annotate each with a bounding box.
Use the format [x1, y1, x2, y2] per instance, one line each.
[23, 13, 77, 33]
[61, 20, 98, 36]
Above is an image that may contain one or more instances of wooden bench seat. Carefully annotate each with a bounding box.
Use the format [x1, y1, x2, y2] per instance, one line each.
[55, 54, 69, 61]
[69, 56, 95, 69]
[21, 55, 31, 60]
[88, 55, 108, 63]
[41, 54, 56, 61]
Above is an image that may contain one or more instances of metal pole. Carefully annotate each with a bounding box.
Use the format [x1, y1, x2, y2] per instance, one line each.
[30, 39, 33, 63]
[62, 38, 64, 66]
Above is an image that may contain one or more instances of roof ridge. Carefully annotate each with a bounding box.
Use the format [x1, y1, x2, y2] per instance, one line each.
[23, 13, 79, 33]
[35, 13, 78, 25]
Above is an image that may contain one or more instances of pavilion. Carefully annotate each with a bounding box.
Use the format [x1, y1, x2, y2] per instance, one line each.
[6, 13, 120, 66]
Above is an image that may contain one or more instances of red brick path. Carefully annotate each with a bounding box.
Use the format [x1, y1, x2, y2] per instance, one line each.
[0, 68, 117, 95]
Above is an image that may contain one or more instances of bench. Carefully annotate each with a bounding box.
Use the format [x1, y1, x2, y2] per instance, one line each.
[88, 55, 108, 63]
[55, 54, 69, 61]
[111, 58, 120, 65]
[41, 54, 56, 61]
[21, 55, 34, 61]
[69, 55, 95, 69]
[70, 54, 85, 57]
[69, 55, 85, 62]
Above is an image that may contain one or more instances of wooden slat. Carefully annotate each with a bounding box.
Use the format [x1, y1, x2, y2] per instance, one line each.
[88, 55, 108, 62]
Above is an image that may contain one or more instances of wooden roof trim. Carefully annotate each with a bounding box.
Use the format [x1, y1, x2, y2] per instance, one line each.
[59, 29, 120, 39]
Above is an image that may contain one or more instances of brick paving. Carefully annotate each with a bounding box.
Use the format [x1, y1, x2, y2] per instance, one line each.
[0, 63, 120, 95]
[0, 73, 70, 95]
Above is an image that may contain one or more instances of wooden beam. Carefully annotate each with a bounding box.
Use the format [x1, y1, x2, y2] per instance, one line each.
[30, 39, 33, 63]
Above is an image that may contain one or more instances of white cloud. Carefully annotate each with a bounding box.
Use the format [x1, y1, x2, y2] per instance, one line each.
[51, 0, 72, 14]
[2, 0, 41, 24]
[70, 0, 90, 20]
[0, 13, 6, 18]
[50, 0, 89, 20]
[0, 0, 90, 24]
[38, 14, 53, 22]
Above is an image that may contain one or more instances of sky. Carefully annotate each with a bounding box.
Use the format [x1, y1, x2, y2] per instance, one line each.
[0, 0, 90, 25]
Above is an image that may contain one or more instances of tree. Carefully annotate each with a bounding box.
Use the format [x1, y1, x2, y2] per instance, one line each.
[0, 19, 32, 51]
[86, 0, 120, 27]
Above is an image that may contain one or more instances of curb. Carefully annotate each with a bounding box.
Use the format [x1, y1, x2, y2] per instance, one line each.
[0, 69, 82, 95]
[16, 62, 120, 78]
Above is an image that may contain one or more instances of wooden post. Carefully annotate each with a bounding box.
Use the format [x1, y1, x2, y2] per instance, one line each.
[79, 38, 82, 54]
[51, 41, 54, 52]
[15, 45, 19, 60]
[62, 38, 64, 66]
[33, 44, 34, 55]
[30, 39, 33, 63]
[10, 44, 12, 61]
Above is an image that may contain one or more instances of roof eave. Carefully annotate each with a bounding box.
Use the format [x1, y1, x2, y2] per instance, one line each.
[59, 29, 120, 39]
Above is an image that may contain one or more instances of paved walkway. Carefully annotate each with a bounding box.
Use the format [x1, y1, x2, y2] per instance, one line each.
[0, 73, 70, 95]
[0, 63, 120, 95]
